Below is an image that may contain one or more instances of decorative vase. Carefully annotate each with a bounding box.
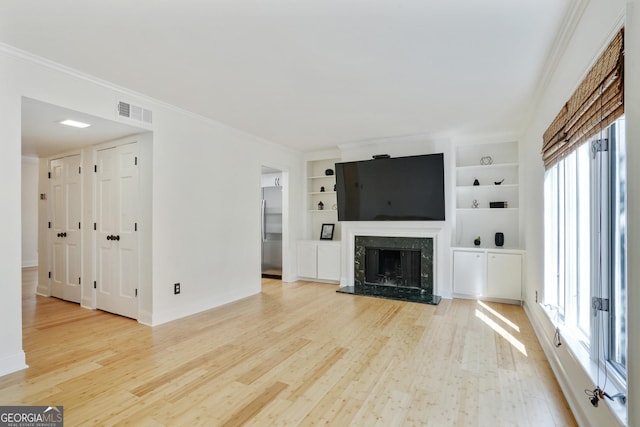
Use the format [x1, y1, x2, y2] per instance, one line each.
[325, 169, 334, 176]
[318, 201, 324, 210]
[473, 178, 480, 186]
[320, 186, 325, 192]
[495, 232, 504, 247]
[474, 237, 481, 246]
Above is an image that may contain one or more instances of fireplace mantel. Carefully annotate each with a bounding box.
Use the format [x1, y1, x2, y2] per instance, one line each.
[340, 222, 443, 295]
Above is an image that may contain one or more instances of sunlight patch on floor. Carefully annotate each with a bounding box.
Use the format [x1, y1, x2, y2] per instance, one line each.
[476, 300, 520, 332]
[475, 307, 527, 357]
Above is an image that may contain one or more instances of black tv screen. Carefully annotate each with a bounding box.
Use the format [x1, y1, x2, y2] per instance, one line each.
[335, 153, 445, 221]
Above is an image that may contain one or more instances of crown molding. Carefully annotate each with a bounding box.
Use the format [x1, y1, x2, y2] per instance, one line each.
[0, 42, 298, 154]
[531, 0, 590, 106]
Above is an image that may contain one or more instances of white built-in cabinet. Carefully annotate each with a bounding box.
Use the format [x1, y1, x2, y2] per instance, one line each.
[261, 172, 282, 188]
[452, 248, 523, 302]
[298, 154, 342, 282]
[452, 140, 524, 302]
[297, 241, 341, 282]
[487, 252, 522, 300]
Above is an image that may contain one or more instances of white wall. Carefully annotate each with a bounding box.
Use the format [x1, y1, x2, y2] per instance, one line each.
[520, 0, 635, 425]
[21, 156, 39, 267]
[0, 44, 304, 375]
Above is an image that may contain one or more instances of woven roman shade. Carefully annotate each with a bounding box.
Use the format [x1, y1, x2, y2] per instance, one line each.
[542, 29, 624, 169]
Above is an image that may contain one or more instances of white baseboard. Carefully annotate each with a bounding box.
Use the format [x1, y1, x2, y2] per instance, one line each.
[524, 302, 622, 427]
[0, 351, 28, 377]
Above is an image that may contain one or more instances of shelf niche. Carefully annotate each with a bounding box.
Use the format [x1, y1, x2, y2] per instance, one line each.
[454, 141, 520, 249]
[306, 157, 341, 241]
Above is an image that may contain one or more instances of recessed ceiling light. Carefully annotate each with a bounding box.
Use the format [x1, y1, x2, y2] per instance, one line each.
[59, 119, 91, 128]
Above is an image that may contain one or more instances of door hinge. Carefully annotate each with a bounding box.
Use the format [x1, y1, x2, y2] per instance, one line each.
[79, 166, 81, 174]
[78, 277, 81, 285]
[79, 222, 81, 229]
[48, 221, 51, 229]
[591, 139, 609, 157]
[135, 156, 138, 166]
[48, 171, 51, 179]
[93, 281, 97, 289]
[135, 288, 138, 297]
[135, 222, 137, 232]
[94, 223, 97, 231]
[94, 165, 97, 173]
[592, 297, 609, 313]
[48, 271, 51, 279]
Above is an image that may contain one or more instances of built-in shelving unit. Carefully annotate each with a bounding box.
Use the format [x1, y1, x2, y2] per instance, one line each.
[454, 141, 520, 249]
[306, 156, 341, 241]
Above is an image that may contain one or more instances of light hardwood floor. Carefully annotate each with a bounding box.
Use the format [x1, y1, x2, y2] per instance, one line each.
[0, 268, 576, 426]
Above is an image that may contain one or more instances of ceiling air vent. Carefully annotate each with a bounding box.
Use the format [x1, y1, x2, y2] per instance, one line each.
[117, 101, 153, 124]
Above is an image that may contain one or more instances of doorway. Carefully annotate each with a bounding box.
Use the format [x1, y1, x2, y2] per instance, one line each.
[21, 97, 149, 319]
[261, 166, 283, 279]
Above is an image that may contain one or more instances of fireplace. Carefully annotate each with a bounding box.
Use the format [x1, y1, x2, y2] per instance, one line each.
[364, 248, 421, 287]
[338, 234, 441, 305]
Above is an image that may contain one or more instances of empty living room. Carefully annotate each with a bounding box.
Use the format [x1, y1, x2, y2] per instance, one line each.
[1, 0, 639, 426]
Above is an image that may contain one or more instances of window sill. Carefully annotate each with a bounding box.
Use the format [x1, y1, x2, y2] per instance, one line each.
[540, 304, 627, 426]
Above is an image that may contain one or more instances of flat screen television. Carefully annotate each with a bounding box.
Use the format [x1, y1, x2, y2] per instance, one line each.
[335, 153, 445, 221]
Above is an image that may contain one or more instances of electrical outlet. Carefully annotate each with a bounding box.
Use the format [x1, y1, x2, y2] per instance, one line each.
[174, 283, 180, 294]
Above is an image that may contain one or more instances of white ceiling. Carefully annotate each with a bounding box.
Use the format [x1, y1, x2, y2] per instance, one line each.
[2, 0, 570, 153]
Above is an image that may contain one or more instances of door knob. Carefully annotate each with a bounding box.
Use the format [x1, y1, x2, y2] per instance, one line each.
[62, 232, 67, 237]
[115, 235, 120, 241]
[57, 233, 61, 237]
[107, 235, 112, 240]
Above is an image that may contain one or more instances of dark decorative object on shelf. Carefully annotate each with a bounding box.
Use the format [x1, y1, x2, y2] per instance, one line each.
[472, 199, 479, 209]
[489, 201, 508, 208]
[318, 201, 324, 210]
[495, 232, 504, 247]
[325, 168, 334, 176]
[320, 186, 325, 192]
[494, 179, 505, 185]
[320, 223, 335, 240]
[473, 178, 480, 186]
[333, 184, 336, 191]
[474, 236, 481, 246]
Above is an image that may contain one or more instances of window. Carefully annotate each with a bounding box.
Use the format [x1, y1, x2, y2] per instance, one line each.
[543, 116, 627, 383]
[608, 118, 626, 377]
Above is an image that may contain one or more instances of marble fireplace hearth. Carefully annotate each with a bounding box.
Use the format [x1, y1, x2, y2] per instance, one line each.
[337, 234, 441, 305]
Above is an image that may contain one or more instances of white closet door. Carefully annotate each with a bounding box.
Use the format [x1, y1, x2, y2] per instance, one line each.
[95, 143, 139, 319]
[50, 155, 82, 303]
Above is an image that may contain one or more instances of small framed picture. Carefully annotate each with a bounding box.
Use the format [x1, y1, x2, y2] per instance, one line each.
[320, 223, 335, 240]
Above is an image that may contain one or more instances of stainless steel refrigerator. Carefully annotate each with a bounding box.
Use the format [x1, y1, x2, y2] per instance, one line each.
[261, 182, 282, 278]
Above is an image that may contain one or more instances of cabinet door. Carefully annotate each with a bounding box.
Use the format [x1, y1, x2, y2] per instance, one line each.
[297, 242, 318, 278]
[317, 244, 340, 281]
[487, 253, 522, 300]
[453, 250, 486, 296]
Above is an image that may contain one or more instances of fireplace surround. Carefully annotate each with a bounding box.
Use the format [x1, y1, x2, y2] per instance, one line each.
[338, 232, 441, 305]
